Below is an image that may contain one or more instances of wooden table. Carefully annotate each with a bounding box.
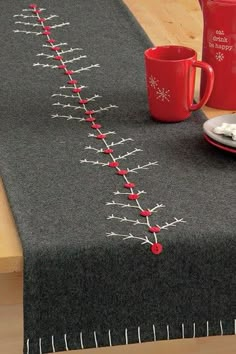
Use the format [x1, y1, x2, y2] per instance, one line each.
[0, 1, 235, 353]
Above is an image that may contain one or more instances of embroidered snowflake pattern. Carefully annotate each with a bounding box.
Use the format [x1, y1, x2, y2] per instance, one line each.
[215, 52, 224, 62]
[156, 87, 171, 102]
[149, 75, 158, 88]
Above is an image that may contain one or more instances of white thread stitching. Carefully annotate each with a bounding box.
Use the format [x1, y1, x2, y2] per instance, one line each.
[138, 326, 141, 343]
[80, 332, 84, 349]
[182, 323, 185, 339]
[153, 324, 156, 341]
[39, 338, 42, 354]
[125, 328, 128, 345]
[193, 322, 196, 338]
[206, 320, 209, 336]
[220, 320, 223, 336]
[167, 325, 170, 340]
[26, 339, 30, 354]
[108, 329, 112, 346]
[64, 334, 69, 351]
[51, 336, 56, 352]
[94, 331, 98, 348]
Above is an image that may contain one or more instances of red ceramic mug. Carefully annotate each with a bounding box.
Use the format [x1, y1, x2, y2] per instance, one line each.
[144, 45, 214, 123]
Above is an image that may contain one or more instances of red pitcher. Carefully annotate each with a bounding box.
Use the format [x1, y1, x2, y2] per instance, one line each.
[199, 0, 236, 110]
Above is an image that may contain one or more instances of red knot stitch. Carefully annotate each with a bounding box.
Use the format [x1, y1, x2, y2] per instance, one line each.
[117, 170, 128, 176]
[149, 226, 161, 233]
[108, 162, 119, 168]
[91, 124, 101, 129]
[140, 210, 152, 217]
[124, 182, 135, 189]
[68, 80, 78, 85]
[151, 243, 163, 255]
[54, 56, 63, 60]
[96, 134, 106, 139]
[85, 117, 96, 122]
[128, 194, 139, 200]
[103, 148, 114, 154]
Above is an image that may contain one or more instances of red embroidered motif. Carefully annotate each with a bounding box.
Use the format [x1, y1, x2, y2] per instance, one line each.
[54, 56, 63, 60]
[64, 70, 74, 75]
[151, 243, 163, 255]
[37, 18, 46, 23]
[128, 194, 139, 200]
[58, 65, 67, 69]
[85, 110, 95, 115]
[140, 210, 152, 217]
[96, 134, 106, 139]
[103, 149, 113, 154]
[108, 162, 119, 168]
[47, 39, 56, 43]
[85, 117, 96, 122]
[117, 170, 128, 176]
[72, 88, 82, 93]
[91, 124, 101, 129]
[79, 99, 88, 104]
[149, 226, 161, 233]
[51, 46, 61, 51]
[29, 4, 37, 8]
[68, 80, 78, 85]
[42, 31, 51, 36]
[124, 182, 135, 189]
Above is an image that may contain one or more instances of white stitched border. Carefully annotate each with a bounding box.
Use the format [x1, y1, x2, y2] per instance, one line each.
[153, 324, 156, 341]
[39, 338, 42, 354]
[26, 339, 29, 354]
[182, 323, 185, 339]
[166, 324, 170, 340]
[193, 322, 196, 338]
[206, 320, 209, 337]
[108, 329, 112, 346]
[138, 326, 141, 344]
[94, 331, 98, 348]
[125, 328, 128, 345]
[80, 332, 84, 349]
[220, 320, 223, 336]
[64, 334, 69, 351]
[51, 336, 56, 352]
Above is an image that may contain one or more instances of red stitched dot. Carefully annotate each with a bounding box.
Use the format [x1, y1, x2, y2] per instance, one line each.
[91, 124, 101, 129]
[58, 65, 67, 69]
[108, 161, 119, 168]
[64, 70, 74, 75]
[140, 210, 152, 217]
[103, 148, 113, 154]
[85, 117, 96, 122]
[29, 4, 37, 8]
[51, 46, 61, 51]
[72, 88, 82, 93]
[117, 170, 128, 175]
[79, 99, 88, 104]
[68, 80, 78, 85]
[37, 18, 46, 23]
[85, 110, 95, 115]
[47, 39, 56, 43]
[128, 194, 139, 200]
[54, 56, 63, 60]
[33, 9, 41, 14]
[96, 134, 106, 139]
[43, 26, 51, 30]
[124, 182, 135, 189]
[151, 243, 163, 255]
[42, 31, 51, 36]
[149, 226, 161, 233]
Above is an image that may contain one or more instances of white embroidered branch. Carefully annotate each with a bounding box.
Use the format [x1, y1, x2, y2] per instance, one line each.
[88, 132, 116, 137]
[106, 232, 153, 245]
[93, 104, 118, 113]
[80, 159, 108, 167]
[37, 53, 54, 58]
[106, 201, 140, 209]
[51, 114, 85, 122]
[85, 146, 103, 153]
[60, 85, 87, 90]
[86, 94, 102, 102]
[63, 55, 87, 64]
[107, 215, 148, 226]
[127, 162, 159, 173]
[33, 63, 57, 69]
[160, 218, 186, 230]
[50, 23, 70, 29]
[14, 14, 36, 18]
[107, 138, 134, 147]
[115, 148, 143, 160]
[15, 21, 41, 27]
[44, 15, 59, 20]
[52, 102, 85, 110]
[58, 48, 83, 54]
[13, 29, 41, 35]
[51, 94, 80, 99]
[73, 64, 100, 73]
[22, 8, 46, 12]
[43, 43, 68, 48]
[149, 204, 165, 211]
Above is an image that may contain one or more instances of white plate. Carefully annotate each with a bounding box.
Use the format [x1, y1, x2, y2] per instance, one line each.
[203, 114, 236, 148]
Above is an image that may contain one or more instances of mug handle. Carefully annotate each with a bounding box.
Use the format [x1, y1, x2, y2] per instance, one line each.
[189, 61, 214, 111]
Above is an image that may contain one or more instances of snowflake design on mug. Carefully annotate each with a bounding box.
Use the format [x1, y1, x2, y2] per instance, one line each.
[156, 87, 171, 102]
[215, 52, 224, 62]
[149, 75, 159, 88]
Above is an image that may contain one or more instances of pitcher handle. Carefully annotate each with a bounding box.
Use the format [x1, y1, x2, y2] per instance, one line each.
[190, 61, 214, 111]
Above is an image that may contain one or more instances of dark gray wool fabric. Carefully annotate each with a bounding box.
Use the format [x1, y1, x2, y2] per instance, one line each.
[0, 0, 235, 353]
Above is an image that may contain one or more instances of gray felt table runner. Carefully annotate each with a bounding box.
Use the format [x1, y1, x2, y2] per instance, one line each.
[0, 1, 235, 353]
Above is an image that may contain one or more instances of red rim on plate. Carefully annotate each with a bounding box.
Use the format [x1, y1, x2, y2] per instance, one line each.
[204, 133, 236, 154]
